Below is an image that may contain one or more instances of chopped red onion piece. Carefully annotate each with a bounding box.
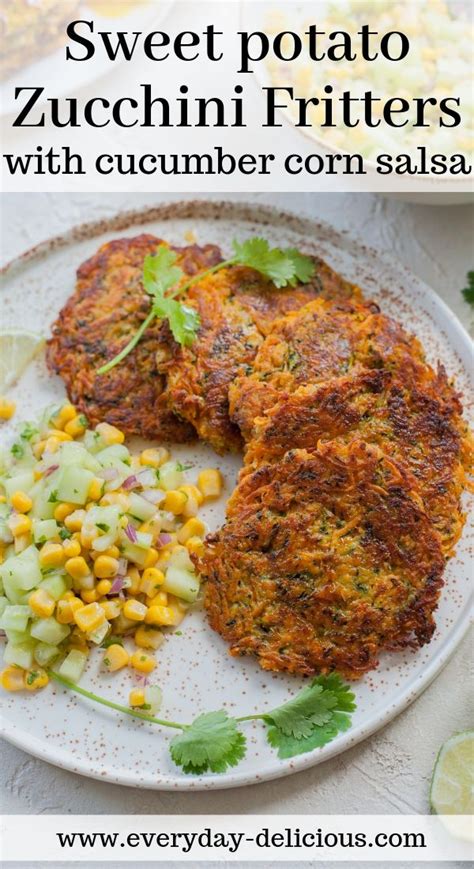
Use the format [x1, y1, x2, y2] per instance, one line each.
[141, 488, 165, 505]
[124, 522, 138, 543]
[122, 474, 139, 490]
[117, 558, 128, 576]
[100, 467, 119, 481]
[43, 464, 59, 478]
[136, 469, 157, 487]
[109, 577, 125, 594]
[158, 532, 172, 546]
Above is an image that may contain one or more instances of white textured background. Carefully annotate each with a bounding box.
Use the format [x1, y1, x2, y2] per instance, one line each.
[1, 193, 473, 868]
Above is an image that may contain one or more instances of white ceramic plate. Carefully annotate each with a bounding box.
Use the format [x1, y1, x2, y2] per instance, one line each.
[0, 200, 472, 790]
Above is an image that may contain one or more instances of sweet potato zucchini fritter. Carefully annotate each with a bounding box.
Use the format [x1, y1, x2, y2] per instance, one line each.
[161, 259, 360, 453]
[46, 234, 222, 441]
[245, 369, 471, 555]
[197, 440, 446, 679]
[228, 297, 435, 440]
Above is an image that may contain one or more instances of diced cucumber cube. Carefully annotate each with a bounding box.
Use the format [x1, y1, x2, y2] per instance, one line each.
[33, 519, 60, 545]
[127, 493, 156, 522]
[169, 545, 193, 571]
[34, 642, 60, 667]
[159, 461, 184, 491]
[30, 617, 70, 645]
[83, 430, 104, 454]
[0, 545, 42, 592]
[88, 620, 110, 645]
[57, 466, 94, 506]
[0, 595, 8, 618]
[30, 479, 59, 520]
[4, 640, 35, 670]
[96, 445, 130, 465]
[162, 566, 200, 602]
[144, 685, 162, 713]
[40, 572, 70, 601]
[58, 649, 88, 682]
[4, 628, 31, 646]
[85, 505, 120, 539]
[0, 517, 13, 545]
[4, 471, 35, 499]
[0, 604, 31, 633]
[121, 542, 148, 567]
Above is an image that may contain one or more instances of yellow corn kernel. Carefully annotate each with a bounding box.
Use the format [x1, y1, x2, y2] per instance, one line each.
[38, 541, 64, 568]
[51, 403, 77, 429]
[129, 688, 146, 707]
[134, 625, 164, 650]
[24, 668, 49, 691]
[56, 597, 83, 624]
[139, 567, 165, 597]
[177, 517, 206, 544]
[74, 601, 105, 633]
[99, 599, 122, 620]
[28, 588, 55, 618]
[87, 478, 104, 501]
[64, 509, 86, 532]
[130, 651, 156, 674]
[166, 599, 187, 627]
[179, 484, 204, 507]
[33, 468, 44, 481]
[46, 428, 73, 442]
[100, 492, 130, 510]
[0, 495, 5, 504]
[80, 526, 98, 549]
[14, 532, 31, 554]
[163, 490, 187, 515]
[54, 502, 75, 522]
[147, 591, 168, 607]
[197, 469, 223, 500]
[65, 555, 90, 580]
[140, 447, 169, 468]
[62, 537, 81, 559]
[64, 415, 87, 438]
[43, 436, 60, 454]
[8, 513, 32, 537]
[94, 555, 119, 579]
[186, 536, 205, 558]
[0, 397, 16, 420]
[96, 579, 112, 596]
[33, 440, 46, 459]
[11, 491, 33, 513]
[102, 545, 120, 559]
[0, 666, 25, 691]
[102, 643, 129, 672]
[126, 566, 141, 595]
[62, 590, 75, 600]
[81, 588, 99, 604]
[96, 422, 124, 445]
[123, 599, 148, 622]
[142, 548, 159, 569]
[145, 605, 178, 627]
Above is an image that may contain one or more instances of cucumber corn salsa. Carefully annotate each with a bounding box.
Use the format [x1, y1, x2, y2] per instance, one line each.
[0, 402, 222, 712]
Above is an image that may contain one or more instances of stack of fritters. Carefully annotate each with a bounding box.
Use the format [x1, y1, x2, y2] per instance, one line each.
[197, 294, 472, 678]
[48, 236, 471, 679]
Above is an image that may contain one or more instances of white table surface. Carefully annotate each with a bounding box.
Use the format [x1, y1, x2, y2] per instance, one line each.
[1, 192, 473, 866]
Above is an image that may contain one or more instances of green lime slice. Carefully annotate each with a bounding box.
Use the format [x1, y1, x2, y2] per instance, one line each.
[431, 731, 474, 816]
[0, 329, 45, 392]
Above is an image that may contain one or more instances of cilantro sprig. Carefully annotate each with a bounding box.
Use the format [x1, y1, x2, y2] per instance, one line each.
[49, 670, 355, 777]
[461, 270, 474, 307]
[97, 238, 315, 375]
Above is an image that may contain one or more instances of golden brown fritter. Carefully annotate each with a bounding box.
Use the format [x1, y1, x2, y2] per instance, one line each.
[160, 259, 361, 453]
[228, 297, 434, 441]
[46, 234, 222, 441]
[245, 369, 472, 555]
[197, 440, 446, 679]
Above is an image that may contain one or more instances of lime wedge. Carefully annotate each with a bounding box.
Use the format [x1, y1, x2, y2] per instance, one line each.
[0, 329, 45, 392]
[430, 731, 474, 836]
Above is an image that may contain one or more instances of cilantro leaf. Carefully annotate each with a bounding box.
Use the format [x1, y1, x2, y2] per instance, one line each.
[11, 442, 24, 459]
[312, 673, 357, 712]
[153, 296, 200, 347]
[170, 710, 246, 775]
[143, 247, 184, 299]
[267, 711, 353, 759]
[461, 270, 474, 307]
[20, 422, 39, 441]
[263, 683, 336, 739]
[231, 238, 315, 289]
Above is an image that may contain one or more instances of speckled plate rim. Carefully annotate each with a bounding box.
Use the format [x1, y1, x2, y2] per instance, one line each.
[1, 199, 473, 791]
